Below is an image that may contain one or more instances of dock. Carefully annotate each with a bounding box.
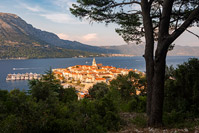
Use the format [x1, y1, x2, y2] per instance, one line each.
[6, 73, 42, 81]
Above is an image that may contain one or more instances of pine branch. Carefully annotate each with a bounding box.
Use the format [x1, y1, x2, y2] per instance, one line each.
[110, 1, 141, 8]
[168, 6, 199, 43]
[186, 29, 199, 39]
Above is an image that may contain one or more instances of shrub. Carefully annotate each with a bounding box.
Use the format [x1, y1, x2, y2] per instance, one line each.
[164, 58, 199, 117]
[127, 96, 146, 113]
[89, 82, 109, 99]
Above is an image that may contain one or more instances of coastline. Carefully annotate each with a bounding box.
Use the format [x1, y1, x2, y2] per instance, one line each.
[0, 56, 195, 91]
[0, 54, 103, 60]
[1, 55, 198, 61]
[0, 57, 28, 60]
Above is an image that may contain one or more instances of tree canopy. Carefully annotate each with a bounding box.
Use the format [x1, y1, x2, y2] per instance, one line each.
[71, 0, 199, 43]
[71, 0, 199, 126]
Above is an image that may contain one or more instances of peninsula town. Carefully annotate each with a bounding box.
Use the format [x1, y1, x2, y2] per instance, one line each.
[53, 58, 144, 98]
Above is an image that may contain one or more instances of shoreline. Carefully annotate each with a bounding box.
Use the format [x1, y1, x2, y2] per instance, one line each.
[0, 56, 195, 91]
[1, 55, 196, 61]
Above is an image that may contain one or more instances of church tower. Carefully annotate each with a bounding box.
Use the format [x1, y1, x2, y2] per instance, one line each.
[92, 58, 97, 67]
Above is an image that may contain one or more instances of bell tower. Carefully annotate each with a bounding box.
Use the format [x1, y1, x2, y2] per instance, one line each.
[92, 58, 97, 67]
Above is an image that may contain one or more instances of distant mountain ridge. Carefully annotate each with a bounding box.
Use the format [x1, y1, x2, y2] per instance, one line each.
[102, 44, 199, 56]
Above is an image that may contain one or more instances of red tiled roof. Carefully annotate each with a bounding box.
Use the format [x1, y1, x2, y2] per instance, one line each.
[95, 78, 106, 80]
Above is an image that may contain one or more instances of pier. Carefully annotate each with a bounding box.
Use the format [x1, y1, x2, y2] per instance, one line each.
[6, 73, 41, 81]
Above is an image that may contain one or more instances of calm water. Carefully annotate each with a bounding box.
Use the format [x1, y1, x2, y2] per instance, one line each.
[0, 56, 197, 91]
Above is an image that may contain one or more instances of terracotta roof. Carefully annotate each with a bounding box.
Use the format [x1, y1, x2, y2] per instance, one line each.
[96, 69, 106, 72]
[98, 73, 111, 75]
[71, 72, 77, 75]
[88, 72, 97, 74]
[54, 71, 62, 75]
[95, 78, 106, 80]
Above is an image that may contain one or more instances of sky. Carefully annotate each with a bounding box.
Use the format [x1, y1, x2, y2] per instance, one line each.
[0, 0, 198, 46]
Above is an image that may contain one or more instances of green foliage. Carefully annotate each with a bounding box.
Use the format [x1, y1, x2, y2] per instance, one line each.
[109, 72, 146, 102]
[0, 90, 8, 101]
[89, 82, 109, 99]
[127, 96, 146, 113]
[29, 69, 63, 102]
[163, 110, 185, 126]
[0, 89, 47, 132]
[102, 72, 147, 113]
[163, 111, 199, 129]
[0, 90, 120, 132]
[59, 87, 78, 103]
[110, 74, 135, 101]
[128, 71, 147, 96]
[164, 58, 199, 117]
[29, 80, 58, 101]
[0, 69, 121, 132]
[0, 115, 20, 133]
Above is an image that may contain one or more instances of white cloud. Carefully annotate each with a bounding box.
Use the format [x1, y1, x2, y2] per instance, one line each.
[40, 13, 86, 24]
[26, 6, 41, 12]
[40, 13, 73, 23]
[15, 0, 87, 25]
[56, 33, 99, 43]
[57, 33, 70, 40]
[82, 33, 98, 42]
[21, 3, 45, 12]
[53, 0, 75, 10]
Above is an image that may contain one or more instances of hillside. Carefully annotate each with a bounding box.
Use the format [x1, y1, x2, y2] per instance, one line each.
[0, 13, 100, 59]
[0, 12, 116, 54]
[0, 12, 198, 58]
[0, 43, 96, 59]
[102, 44, 199, 56]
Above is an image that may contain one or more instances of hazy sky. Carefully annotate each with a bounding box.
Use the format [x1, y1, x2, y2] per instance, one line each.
[0, 0, 198, 46]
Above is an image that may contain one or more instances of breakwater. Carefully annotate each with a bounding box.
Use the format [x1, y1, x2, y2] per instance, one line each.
[6, 73, 41, 81]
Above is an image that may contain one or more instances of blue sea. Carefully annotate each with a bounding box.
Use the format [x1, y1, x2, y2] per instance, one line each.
[0, 56, 197, 91]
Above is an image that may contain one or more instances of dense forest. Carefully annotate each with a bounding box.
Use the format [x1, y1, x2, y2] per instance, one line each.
[0, 37, 98, 59]
[0, 58, 199, 132]
[0, 44, 97, 59]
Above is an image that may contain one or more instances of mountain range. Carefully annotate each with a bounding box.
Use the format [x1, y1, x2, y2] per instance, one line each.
[0, 12, 198, 59]
[102, 44, 199, 56]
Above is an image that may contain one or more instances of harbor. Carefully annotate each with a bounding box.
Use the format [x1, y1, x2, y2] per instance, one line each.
[6, 73, 41, 81]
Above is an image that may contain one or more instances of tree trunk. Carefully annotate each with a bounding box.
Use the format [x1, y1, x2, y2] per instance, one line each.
[141, 0, 155, 117]
[143, 1, 199, 127]
[145, 48, 154, 116]
[148, 50, 167, 126]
